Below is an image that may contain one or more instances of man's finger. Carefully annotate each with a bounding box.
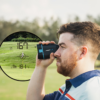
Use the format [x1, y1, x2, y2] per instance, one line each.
[39, 41, 42, 44]
[50, 41, 55, 44]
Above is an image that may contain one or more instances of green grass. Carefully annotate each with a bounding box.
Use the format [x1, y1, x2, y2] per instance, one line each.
[0, 42, 100, 100]
[0, 60, 68, 100]
[0, 42, 38, 80]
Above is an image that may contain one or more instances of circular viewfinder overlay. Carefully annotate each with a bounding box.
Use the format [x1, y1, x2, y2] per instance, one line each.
[0, 31, 42, 81]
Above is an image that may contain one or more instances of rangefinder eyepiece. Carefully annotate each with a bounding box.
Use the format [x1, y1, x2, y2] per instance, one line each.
[37, 43, 59, 59]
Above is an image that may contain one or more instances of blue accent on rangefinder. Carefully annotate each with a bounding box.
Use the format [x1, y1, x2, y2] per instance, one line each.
[39, 49, 43, 53]
[37, 43, 59, 59]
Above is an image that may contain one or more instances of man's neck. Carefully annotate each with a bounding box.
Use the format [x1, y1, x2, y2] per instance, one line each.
[69, 66, 95, 79]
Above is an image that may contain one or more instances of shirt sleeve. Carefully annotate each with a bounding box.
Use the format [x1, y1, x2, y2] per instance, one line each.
[43, 84, 65, 100]
[43, 91, 59, 100]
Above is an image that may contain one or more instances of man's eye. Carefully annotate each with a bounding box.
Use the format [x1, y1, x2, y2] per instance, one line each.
[61, 46, 64, 48]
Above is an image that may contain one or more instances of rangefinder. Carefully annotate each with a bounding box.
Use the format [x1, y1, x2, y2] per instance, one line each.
[37, 43, 59, 59]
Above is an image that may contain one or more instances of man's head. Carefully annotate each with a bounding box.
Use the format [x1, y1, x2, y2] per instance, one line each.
[54, 22, 100, 77]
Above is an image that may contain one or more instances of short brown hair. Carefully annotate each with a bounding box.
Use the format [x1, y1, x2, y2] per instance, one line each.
[57, 22, 100, 61]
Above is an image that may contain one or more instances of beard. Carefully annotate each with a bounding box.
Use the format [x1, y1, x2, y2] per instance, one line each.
[56, 53, 77, 76]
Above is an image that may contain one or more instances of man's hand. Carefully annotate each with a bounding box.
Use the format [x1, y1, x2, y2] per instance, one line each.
[36, 41, 56, 68]
[26, 40, 56, 100]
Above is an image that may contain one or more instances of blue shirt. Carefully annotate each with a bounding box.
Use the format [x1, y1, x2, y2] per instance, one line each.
[43, 70, 100, 100]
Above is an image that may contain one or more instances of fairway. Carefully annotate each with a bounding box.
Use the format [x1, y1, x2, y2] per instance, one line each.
[0, 54, 68, 100]
[0, 42, 39, 80]
[0, 63, 100, 100]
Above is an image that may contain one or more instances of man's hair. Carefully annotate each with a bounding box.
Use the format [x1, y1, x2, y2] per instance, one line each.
[57, 21, 100, 61]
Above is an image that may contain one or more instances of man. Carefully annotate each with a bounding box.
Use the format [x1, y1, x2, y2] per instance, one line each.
[26, 22, 100, 100]
[21, 52, 24, 58]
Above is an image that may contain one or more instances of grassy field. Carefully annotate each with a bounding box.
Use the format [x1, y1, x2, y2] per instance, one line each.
[0, 42, 100, 100]
[0, 59, 68, 100]
[0, 42, 61, 80]
[0, 42, 39, 80]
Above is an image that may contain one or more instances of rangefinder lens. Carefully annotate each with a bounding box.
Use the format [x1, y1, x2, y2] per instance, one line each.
[0, 31, 42, 81]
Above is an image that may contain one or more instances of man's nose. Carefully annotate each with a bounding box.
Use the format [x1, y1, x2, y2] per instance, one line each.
[54, 49, 60, 58]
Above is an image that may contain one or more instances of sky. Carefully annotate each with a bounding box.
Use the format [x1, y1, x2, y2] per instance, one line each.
[0, 0, 100, 24]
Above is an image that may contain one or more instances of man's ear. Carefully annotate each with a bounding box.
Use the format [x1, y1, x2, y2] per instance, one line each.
[79, 46, 88, 60]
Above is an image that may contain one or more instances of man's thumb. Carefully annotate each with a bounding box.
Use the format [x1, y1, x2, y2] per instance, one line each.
[50, 52, 55, 60]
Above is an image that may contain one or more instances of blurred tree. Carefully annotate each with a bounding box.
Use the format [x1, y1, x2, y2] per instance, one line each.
[0, 15, 100, 59]
[74, 16, 80, 22]
[86, 15, 94, 22]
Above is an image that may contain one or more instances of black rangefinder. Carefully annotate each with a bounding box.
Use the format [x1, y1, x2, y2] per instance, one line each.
[37, 43, 59, 59]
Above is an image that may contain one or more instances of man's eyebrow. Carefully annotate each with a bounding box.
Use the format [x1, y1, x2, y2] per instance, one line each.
[58, 42, 66, 46]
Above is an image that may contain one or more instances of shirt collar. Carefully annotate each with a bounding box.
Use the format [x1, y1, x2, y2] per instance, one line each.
[66, 70, 100, 88]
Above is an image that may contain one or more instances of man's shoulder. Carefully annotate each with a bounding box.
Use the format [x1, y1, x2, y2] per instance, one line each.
[81, 76, 100, 93]
[82, 76, 100, 100]
[85, 76, 100, 88]
[70, 76, 100, 93]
